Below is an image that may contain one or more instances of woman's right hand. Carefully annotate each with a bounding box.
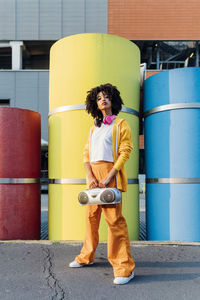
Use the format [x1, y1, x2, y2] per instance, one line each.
[84, 162, 98, 189]
[88, 175, 98, 189]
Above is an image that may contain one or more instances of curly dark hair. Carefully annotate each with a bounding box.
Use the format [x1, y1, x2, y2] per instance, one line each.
[85, 83, 124, 125]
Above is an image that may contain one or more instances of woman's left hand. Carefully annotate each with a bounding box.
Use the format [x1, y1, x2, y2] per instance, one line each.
[98, 167, 118, 188]
[99, 177, 110, 188]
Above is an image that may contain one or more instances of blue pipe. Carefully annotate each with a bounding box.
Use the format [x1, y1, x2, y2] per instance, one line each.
[144, 67, 200, 241]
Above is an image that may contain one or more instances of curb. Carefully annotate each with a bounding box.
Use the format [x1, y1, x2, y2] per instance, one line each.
[0, 240, 200, 246]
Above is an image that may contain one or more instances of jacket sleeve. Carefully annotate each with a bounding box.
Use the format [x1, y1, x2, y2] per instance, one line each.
[83, 137, 90, 163]
[113, 120, 133, 171]
[83, 126, 94, 163]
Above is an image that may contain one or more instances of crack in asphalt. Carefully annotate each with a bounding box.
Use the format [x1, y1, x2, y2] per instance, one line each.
[42, 246, 66, 300]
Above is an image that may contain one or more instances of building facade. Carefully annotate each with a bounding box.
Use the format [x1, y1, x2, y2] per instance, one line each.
[0, 0, 107, 141]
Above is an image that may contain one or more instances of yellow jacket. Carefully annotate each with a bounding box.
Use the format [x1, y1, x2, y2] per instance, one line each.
[83, 118, 133, 192]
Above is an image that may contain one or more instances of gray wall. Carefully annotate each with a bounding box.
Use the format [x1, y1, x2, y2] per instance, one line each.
[0, 0, 108, 40]
[0, 70, 49, 140]
[0, 0, 108, 141]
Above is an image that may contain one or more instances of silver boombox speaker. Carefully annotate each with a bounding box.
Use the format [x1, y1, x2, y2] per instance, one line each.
[78, 188, 121, 205]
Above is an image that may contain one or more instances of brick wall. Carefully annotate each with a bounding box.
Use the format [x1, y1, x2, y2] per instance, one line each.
[108, 0, 200, 40]
[139, 135, 144, 149]
[145, 70, 162, 79]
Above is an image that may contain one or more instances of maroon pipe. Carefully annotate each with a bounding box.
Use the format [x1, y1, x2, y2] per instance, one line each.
[0, 107, 41, 239]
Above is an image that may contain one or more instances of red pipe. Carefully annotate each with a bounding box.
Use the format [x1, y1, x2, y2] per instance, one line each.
[0, 108, 41, 239]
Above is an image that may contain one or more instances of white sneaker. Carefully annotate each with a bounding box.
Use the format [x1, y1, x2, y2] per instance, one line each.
[113, 270, 135, 285]
[69, 260, 94, 268]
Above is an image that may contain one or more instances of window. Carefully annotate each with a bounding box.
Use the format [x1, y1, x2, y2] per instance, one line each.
[0, 47, 11, 69]
[0, 99, 10, 106]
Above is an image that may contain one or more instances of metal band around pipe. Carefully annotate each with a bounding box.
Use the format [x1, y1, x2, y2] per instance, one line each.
[48, 104, 139, 117]
[0, 178, 40, 184]
[128, 179, 139, 184]
[146, 178, 200, 184]
[49, 178, 86, 184]
[144, 103, 200, 118]
[121, 106, 139, 117]
[49, 178, 139, 184]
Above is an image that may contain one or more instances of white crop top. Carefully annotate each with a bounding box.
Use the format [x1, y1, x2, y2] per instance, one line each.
[90, 122, 114, 163]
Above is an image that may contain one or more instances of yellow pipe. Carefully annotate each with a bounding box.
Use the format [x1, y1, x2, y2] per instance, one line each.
[49, 33, 140, 240]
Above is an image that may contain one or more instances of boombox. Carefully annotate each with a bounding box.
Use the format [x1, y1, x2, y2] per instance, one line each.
[78, 188, 121, 205]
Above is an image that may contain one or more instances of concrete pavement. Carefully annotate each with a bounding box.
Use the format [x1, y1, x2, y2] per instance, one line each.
[0, 241, 200, 300]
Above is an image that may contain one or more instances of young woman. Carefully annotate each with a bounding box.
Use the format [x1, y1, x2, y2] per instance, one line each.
[69, 83, 135, 285]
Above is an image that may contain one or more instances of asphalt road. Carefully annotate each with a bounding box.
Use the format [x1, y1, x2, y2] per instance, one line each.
[0, 241, 200, 300]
